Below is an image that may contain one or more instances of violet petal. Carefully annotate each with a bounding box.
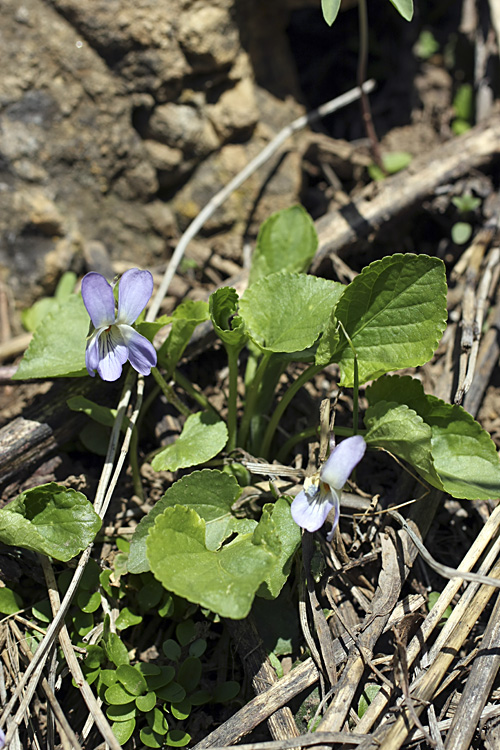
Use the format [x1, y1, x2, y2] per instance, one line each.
[117, 269, 154, 326]
[320, 435, 366, 490]
[291, 485, 334, 533]
[81, 272, 115, 329]
[96, 328, 129, 382]
[120, 324, 157, 375]
[85, 331, 101, 376]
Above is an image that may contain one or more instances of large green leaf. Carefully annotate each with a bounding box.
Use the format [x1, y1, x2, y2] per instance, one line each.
[366, 376, 500, 500]
[0, 484, 101, 561]
[364, 401, 443, 491]
[330, 254, 447, 386]
[128, 470, 256, 574]
[151, 412, 228, 472]
[147, 506, 278, 618]
[239, 272, 344, 354]
[14, 294, 89, 379]
[249, 205, 318, 285]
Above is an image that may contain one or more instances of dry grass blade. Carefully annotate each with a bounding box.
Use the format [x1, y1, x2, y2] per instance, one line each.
[317, 531, 403, 733]
[444, 591, 500, 749]
[9, 620, 82, 750]
[354, 502, 500, 737]
[363, 557, 500, 750]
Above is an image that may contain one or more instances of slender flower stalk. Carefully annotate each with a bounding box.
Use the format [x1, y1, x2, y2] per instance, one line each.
[82, 268, 157, 382]
[291, 435, 366, 537]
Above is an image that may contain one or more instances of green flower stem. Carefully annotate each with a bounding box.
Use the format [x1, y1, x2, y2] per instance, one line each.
[238, 351, 272, 448]
[151, 367, 191, 418]
[172, 367, 220, 417]
[128, 425, 143, 501]
[260, 364, 322, 459]
[225, 347, 240, 452]
[277, 426, 319, 464]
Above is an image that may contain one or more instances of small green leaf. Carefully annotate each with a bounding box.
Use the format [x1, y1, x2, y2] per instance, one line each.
[364, 401, 442, 490]
[147, 506, 278, 618]
[145, 666, 176, 690]
[136, 314, 172, 342]
[156, 682, 186, 703]
[453, 83, 473, 122]
[189, 639, 207, 658]
[358, 684, 381, 718]
[388, 0, 413, 21]
[0, 484, 101, 562]
[14, 294, 89, 378]
[112, 718, 136, 744]
[151, 412, 228, 472]
[77, 590, 101, 614]
[383, 151, 412, 174]
[107, 703, 137, 722]
[166, 729, 191, 747]
[106, 633, 130, 667]
[239, 272, 344, 354]
[116, 664, 148, 696]
[213, 680, 240, 703]
[171, 699, 191, 720]
[137, 581, 164, 612]
[115, 607, 143, 631]
[176, 619, 196, 646]
[0, 588, 23, 614]
[147, 707, 169, 735]
[141, 728, 163, 748]
[157, 300, 209, 376]
[209, 287, 247, 350]
[321, 0, 341, 25]
[67, 396, 116, 427]
[22, 272, 77, 332]
[177, 657, 202, 693]
[105, 683, 136, 706]
[249, 205, 318, 284]
[72, 609, 93, 637]
[136, 692, 157, 712]
[331, 254, 447, 386]
[163, 639, 182, 661]
[84, 645, 106, 670]
[452, 222, 472, 245]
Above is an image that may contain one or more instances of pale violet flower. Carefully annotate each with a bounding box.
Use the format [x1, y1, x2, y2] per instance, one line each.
[82, 268, 157, 382]
[291, 435, 366, 536]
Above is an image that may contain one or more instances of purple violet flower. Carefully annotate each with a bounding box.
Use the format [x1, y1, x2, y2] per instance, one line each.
[82, 268, 157, 382]
[0, 727, 4, 748]
[291, 435, 366, 536]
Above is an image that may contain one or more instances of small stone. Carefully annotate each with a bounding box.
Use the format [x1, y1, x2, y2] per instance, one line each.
[179, 7, 240, 71]
[207, 77, 258, 142]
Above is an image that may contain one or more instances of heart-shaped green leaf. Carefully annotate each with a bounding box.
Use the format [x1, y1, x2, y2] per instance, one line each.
[366, 376, 500, 499]
[331, 254, 447, 385]
[147, 506, 278, 618]
[239, 272, 344, 354]
[14, 294, 89, 379]
[0, 484, 101, 562]
[128, 470, 255, 573]
[249, 205, 318, 285]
